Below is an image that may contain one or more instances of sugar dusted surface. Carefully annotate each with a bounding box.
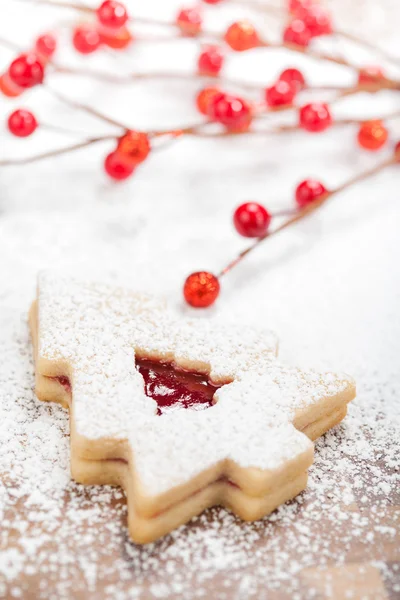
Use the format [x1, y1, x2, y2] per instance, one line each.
[1, 0, 400, 597]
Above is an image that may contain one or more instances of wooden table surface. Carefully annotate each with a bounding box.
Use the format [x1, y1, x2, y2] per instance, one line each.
[2, 454, 399, 599]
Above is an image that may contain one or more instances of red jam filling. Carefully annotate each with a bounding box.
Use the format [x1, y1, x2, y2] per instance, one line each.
[50, 360, 220, 416]
[54, 376, 71, 394]
[136, 358, 220, 415]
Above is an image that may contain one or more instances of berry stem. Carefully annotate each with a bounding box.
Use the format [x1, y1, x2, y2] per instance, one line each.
[2, 110, 399, 167]
[337, 30, 400, 67]
[333, 155, 397, 194]
[0, 135, 115, 166]
[51, 64, 400, 94]
[16, 0, 93, 13]
[52, 65, 264, 91]
[135, 109, 400, 141]
[218, 156, 397, 278]
[187, 109, 400, 138]
[44, 84, 128, 130]
[41, 122, 105, 136]
[149, 121, 212, 138]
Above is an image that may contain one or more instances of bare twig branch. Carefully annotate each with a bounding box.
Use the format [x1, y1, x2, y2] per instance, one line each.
[218, 156, 397, 277]
[0, 135, 114, 166]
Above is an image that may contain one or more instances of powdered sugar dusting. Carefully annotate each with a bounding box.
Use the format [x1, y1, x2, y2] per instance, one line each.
[1, 0, 400, 594]
[35, 272, 352, 498]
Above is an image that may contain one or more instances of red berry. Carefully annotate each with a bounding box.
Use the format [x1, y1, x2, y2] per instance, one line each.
[295, 5, 332, 36]
[394, 141, 400, 162]
[233, 202, 271, 237]
[73, 25, 101, 54]
[265, 80, 297, 107]
[35, 33, 57, 60]
[100, 27, 132, 49]
[288, 0, 315, 13]
[224, 21, 259, 51]
[104, 151, 135, 180]
[8, 53, 44, 89]
[176, 8, 202, 36]
[7, 109, 38, 137]
[279, 67, 306, 91]
[198, 45, 224, 76]
[196, 86, 221, 115]
[295, 179, 327, 208]
[283, 20, 312, 47]
[183, 272, 220, 308]
[116, 131, 151, 165]
[299, 102, 332, 132]
[97, 0, 128, 29]
[0, 73, 23, 97]
[202, 0, 222, 3]
[358, 65, 385, 86]
[208, 93, 252, 132]
[357, 120, 388, 151]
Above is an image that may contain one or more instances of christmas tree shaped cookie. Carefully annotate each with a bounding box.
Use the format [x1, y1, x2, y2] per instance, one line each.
[29, 272, 355, 543]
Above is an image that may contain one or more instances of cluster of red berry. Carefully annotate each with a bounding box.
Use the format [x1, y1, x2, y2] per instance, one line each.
[179, 2, 397, 307]
[4, 10, 391, 158]
[284, 0, 332, 47]
[234, 179, 327, 239]
[105, 131, 151, 180]
[195, 71, 332, 135]
[178, 0, 332, 49]
[73, 0, 131, 53]
[1, 0, 399, 309]
[183, 178, 328, 308]
[0, 33, 56, 98]
[2, 1, 394, 157]
[195, 78, 388, 141]
[0, 1, 131, 99]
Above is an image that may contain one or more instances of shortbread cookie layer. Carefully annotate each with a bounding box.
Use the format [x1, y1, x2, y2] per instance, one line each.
[71, 452, 309, 543]
[30, 273, 356, 543]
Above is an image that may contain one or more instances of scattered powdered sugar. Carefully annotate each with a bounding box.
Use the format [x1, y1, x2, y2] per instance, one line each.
[0, 268, 398, 598]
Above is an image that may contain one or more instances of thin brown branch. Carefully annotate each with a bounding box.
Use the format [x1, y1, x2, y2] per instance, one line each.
[218, 156, 397, 277]
[43, 84, 128, 130]
[337, 30, 400, 66]
[37, 107, 396, 147]
[184, 109, 400, 138]
[129, 16, 220, 42]
[0, 135, 115, 166]
[231, 0, 400, 68]
[2, 109, 395, 169]
[52, 64, 400, 95]
[41, 122, 102, 136]
[52, 65, 266, 92]
[15, 0, 92, 12]
[333, 156, 397, 194]
[267, 40, 353, 72]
